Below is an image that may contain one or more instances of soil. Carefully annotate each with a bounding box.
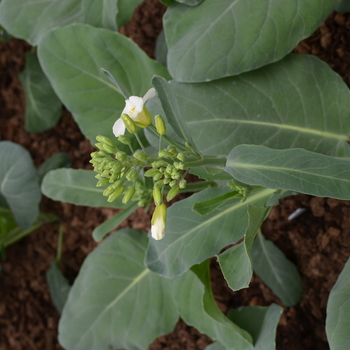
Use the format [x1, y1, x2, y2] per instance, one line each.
[1, 2, 350, 350]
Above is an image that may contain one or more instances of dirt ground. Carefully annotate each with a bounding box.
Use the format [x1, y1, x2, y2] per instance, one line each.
[1, 1, 350, 349]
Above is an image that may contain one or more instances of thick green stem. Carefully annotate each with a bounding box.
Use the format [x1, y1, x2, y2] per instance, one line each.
[163, 181, 219, 193]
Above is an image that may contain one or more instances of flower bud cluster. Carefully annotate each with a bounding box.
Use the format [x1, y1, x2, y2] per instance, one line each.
[90, 135, 151, 206]
[144, 146, 188, 202]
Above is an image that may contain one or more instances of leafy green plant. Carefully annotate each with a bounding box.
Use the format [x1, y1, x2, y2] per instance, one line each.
[2, 0, 350, 349]
[0, 141, 69, 255]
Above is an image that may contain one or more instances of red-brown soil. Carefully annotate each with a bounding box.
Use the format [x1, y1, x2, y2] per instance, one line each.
[1, 1, 350, 349]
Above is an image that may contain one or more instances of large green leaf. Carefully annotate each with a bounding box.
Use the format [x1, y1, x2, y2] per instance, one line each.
[116, 0, 143, 28]
[147, 55, 350, 157]
[173, 261, 253, 350]
[226, 145, 350, 200]
[228, 304, 283, 350]
[164, 0, 339, 82]
[335, 0, 350, 12]
[0, 0, 83, 46]
[59, 229, 178, 350]
[217, 206, 268, 292]
[0, 141, 41, 230]
[82, 0, 118, 31]
[251, 232, 302, 307]
[19, 52, 62, 133]
[41, 168, 128, 209]
[38, 23, 169, 142]
[145, 187, 274, 278]
[152, 75, 196, 148]
[326, 257, 350, 350]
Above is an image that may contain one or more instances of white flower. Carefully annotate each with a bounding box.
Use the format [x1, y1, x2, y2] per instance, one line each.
[113, 88, 156, 137]
[151, 204, 167, 240]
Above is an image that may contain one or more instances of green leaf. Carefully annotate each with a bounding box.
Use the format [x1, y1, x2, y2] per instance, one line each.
[228, 304, 283, 350]
[0, 0, 83, 46]
[155, 30, 168, 67]
[19, 52, 62, 133]
[0, 209, 57, 248]
[225, 145, 350, 201]
[146, 55, 350, 157]
[173, 261, 253, 349]
[218, 206, 268, 291]
[190, 167, 233, 181]
[46, 262, 71, 314]
[326, 257, 350, 350]
[38, 152, 71, 183]
[38, 23, 169, 142]
[41, 168, 128, 209]
[92, 201, 139, 241]
[193, 188, 239, 215]
[0, 141, 41, 230]
[175, 0, 204, 6]
[145, 187, 274, 278]
[59, 229, 178, 350]
[100, 68, 131, 99]
[336, 0, 350, 12]
[116, 0, 143, 28]
[82, 0, 117, 31]
[251, 232, 302, 306]
[152, 75, 196, 149]
[164, 0, 338, 82]
[205, 343, 227, 350]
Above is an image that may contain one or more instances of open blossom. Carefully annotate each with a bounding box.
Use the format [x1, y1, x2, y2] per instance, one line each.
[151, 204, 167, 240]
[113, 88, 156, 137]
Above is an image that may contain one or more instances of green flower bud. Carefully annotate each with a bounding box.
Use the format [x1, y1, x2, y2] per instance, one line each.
[107, 186, 125, 202]
[153, 172, 163, 181]
[166, 185, 180, 202]
[103, 186, 115, 196]
[126, 168, 138, 181]
[177, 153, 186, 162]
[144, 168, 160, 177]
[103, 144, 118, 154]
[169, 180, 177, 187]
[167, 147, 177, 156]
[133, 151, 148, 162]
[158, 150, 173, 158]
[96, 178, 110, 187]
[101, 169, 110, 177]
[96, 135, 115, 148]
[179, 179, 187, 189]
[163, 177, 171, 185]
[121, 113, 137, 133]
[171, 173, 181, 180]
[152, 160, 169, 168]
[95, 143, 105, 151]
[155, 115, 166, 135]
[91, 151, 103, 159]
[118, 135, 131, 145]
[116, 151, 128, 161]
[154, 180, 164, 189]
[153, 187, 162, 206]
[122, 187, 136, 204]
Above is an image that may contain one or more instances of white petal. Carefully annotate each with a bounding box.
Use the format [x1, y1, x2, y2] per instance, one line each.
[112, 118, 126, 137]
[122, 96, 143, 118]
[151, 219, 165, 240]
[142, 88, 156, 103]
